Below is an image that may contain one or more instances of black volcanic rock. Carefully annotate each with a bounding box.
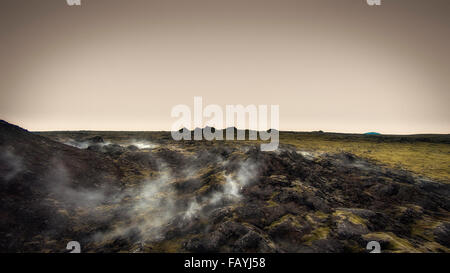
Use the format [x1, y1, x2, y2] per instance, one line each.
[86, 136, 104, 143]
[434, 223, 450, 248]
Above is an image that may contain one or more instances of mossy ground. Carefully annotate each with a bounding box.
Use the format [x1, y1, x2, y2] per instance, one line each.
[280, 132, 450, 182]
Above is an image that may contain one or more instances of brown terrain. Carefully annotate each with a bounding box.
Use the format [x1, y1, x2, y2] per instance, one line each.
[0, 120, 449, 253]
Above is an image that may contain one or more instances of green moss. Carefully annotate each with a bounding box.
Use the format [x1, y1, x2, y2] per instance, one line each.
[315, 211, 329, 219]
[146, 235, 195, 253]
[196, 184, 211, 194]
[265, 192, 280, 208]
[410, 218, 441, 241]
[302, 227, 331, 245]
[266, 199, 278, 208]
[281, 133, 450, 182]
[418, 242, 450, 253]
[266, 214, 301, 230]
[362, 232, 417, 253]
[305, 211, 329, 226]
[333, 210, 367, 225]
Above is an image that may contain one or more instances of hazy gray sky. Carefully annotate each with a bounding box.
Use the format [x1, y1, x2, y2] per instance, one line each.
[0, 0, 449, 133]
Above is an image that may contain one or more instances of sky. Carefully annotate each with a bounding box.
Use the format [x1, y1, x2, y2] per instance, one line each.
[0, 0, 449, 133]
